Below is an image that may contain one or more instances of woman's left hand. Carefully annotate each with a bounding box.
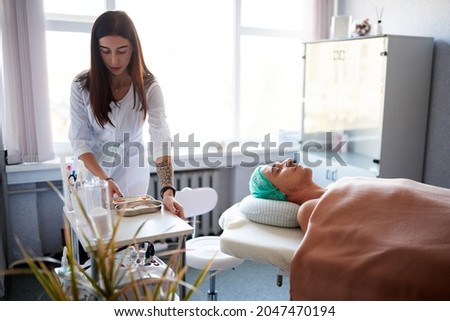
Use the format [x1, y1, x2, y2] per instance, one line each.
[163, 195, 185, 219]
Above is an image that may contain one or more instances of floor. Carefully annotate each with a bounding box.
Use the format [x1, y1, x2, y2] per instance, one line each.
[2, 258, 289, 301]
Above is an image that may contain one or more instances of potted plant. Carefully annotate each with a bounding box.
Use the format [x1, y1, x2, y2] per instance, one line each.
[6, 184, 210, 301]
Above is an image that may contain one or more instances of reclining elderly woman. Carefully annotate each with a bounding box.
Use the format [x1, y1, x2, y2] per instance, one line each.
[249, 159, 450, 300]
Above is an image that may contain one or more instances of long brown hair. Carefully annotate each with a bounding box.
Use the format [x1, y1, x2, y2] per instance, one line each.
[76, 11, 155, 128]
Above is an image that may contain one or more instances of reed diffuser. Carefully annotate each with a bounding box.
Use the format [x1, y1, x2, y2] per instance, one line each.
[375, 7, 385, 35]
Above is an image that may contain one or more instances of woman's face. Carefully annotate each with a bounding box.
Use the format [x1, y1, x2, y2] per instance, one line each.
[98, 35, 133, 76]
[261, 158, 313, 194]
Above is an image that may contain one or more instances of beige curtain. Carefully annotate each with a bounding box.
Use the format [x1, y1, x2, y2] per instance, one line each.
[2, 0, 54, 164]
[312, 0, 337, 40]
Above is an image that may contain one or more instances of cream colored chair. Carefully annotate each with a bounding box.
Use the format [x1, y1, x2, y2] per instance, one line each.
[175, 187, 244, 300]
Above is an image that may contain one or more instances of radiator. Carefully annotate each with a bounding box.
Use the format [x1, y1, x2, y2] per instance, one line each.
[149, 168, 230, 236]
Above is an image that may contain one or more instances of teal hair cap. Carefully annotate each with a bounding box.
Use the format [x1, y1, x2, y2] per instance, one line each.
[249, 165, 286, 201]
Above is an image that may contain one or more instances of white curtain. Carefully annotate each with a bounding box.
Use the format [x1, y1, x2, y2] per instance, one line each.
[2, 0, 54, 164]
[312, 0, 337, 40]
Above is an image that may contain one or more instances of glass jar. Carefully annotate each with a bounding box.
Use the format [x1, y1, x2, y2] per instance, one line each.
[83, 177, 113, 241]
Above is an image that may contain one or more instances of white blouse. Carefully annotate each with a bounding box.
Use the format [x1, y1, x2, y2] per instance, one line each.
[69, 78, 172, 196]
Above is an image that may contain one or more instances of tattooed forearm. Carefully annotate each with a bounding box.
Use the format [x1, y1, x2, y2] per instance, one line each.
[156, 156, 174, 187]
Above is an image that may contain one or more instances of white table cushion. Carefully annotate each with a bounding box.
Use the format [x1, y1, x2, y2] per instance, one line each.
[219, 203, 304, 273]
[186, 236, 244, 271]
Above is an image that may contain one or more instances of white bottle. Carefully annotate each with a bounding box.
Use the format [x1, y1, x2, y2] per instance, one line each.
[376, 20, 383, 35]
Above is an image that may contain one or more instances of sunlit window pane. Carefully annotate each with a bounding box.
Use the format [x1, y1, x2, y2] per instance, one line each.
[117, 0, 234, 144]
[240, 35, 303, 144]
[44, 0, 106, 16]
[46, 31, 90, 143]
[241, 0, 306, 31]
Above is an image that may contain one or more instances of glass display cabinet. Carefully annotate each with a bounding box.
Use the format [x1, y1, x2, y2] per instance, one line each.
[298, 35, 434, 187]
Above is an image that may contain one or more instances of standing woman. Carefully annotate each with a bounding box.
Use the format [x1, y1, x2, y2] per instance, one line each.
[69, 11, 184, 218]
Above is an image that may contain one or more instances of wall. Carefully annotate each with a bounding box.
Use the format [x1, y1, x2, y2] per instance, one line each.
[6, 183, 64, 263]
[337, 0, 450, 188]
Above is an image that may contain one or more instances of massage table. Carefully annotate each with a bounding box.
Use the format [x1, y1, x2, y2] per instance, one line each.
[218, 203, 304, 286]
[219, 177, 450, 301]
[219, 177, 450, 300]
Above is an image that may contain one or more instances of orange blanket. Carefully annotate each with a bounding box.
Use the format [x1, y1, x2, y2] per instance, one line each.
[290, 177, 450, 300]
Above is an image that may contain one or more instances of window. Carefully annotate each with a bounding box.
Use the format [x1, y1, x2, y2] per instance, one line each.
[44, 0, 310, 155]
[116, 0, 235, 146]
[44, 0, 106, 155]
